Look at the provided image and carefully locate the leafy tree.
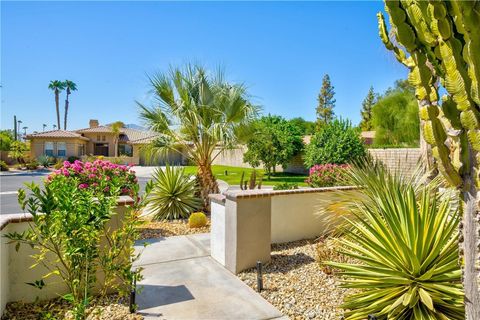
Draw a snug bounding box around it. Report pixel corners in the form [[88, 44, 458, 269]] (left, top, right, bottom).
[[371, 89, 419, 146], [8, 141, 28, 164], [316, 74, 336, 128], [0, 130, 14, 151], [304, 119, 365, 168], [139, 64, 259, 209], [243, 115, 304, 178], [63, 80, 77, 130], [48, 80, 65, 130], [359, 86, 377, 131], [289, 117, 315, 135]]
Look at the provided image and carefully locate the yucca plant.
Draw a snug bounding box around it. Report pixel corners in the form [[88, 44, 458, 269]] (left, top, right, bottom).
[[147, 165, 202, 220], [330, 165, 463, 319]]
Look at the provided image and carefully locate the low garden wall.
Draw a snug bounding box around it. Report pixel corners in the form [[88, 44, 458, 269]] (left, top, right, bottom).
[[209, 186, 359, 274], [0, 196, 134, 315]]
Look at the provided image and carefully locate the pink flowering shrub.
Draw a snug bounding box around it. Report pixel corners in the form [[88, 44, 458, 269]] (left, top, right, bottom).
[[46, 159, 138, 197], [305, 163, 350, 188]]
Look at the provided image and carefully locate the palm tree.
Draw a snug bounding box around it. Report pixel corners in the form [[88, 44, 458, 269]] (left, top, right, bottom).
[[139, 64, 259, 209], [22, 126, 28, 137], [42, 124, 47, 132], [63, 80, 77, 130], [111, 121, 124, 157], [53, 124, 57, 130], [48, 80, 65, 130]]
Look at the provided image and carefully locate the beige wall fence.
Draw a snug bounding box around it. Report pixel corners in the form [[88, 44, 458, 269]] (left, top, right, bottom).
[[209, 186, 359, 274]]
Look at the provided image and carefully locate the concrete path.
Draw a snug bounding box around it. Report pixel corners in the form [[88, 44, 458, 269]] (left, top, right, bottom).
[[134, 234, 285, 320]]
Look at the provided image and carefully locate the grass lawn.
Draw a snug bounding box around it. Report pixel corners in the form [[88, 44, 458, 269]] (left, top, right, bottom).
[[183, 165, 308, 187]]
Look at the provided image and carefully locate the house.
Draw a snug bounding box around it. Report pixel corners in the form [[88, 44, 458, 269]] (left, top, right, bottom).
[[26, 119, 186, 165]]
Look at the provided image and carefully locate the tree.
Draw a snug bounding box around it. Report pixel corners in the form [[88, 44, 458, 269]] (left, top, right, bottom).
[[139, 64, 259, 209], [316, 74, 336, 128], [359, 86, 377, 131], [289, 117, 315, 135], [0, 130, 14, 151], [304, 119, 366, 168], [111, 121, 124, 157], [378, 2, 480, 317], [243, 115, 304, 178], [63, 80, 77, 130], [371, 88, 419, 146], [48, 80, 65, 130], [8, 141, 28, 164]]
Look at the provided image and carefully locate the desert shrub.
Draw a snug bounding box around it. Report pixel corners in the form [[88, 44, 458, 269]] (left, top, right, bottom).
[[316, 238, 348, 275], [37, 155, 54, 168], [329, 165, 463, 319], [188, 212, 208, 228], [25, 160, 39, 170], [67, 156, 80, 163], [148, 165, 202, 220], [305, 164, 349, 188], [0, 160, 9, 171], [5, 164, 148, 319], [8, 141, 28, 164], [272, 182, 298, 190], [48, 159, 138, 197], [304, 119, 365, 168]]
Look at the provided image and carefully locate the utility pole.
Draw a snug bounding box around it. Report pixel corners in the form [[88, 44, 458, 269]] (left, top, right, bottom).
[[14, 115, 17, 141], [17, 120, 22, 139]]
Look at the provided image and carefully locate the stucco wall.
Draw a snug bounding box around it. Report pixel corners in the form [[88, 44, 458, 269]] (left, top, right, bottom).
[[0, 199, 133, 315], [30, 138, 87, 159], [212, 147, 251, 168], [82, 132, 116, 157], [367, 148, 421, 177]]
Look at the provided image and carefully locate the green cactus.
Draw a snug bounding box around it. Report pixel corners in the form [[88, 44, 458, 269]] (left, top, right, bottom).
[[240, 170, 262, 190], [378, 1, 480, 318]]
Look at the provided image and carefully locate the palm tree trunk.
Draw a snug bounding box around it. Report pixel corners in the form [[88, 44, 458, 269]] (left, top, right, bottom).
[[55, 89, 61, 130], [64, 92, 70, 130], [197, 162, 219, 211]]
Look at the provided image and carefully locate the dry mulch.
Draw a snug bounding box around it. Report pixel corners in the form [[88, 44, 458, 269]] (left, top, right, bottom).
[[137, 218, 210, 239], [1, 294, 142, 320], [237, 238, 355, 320]]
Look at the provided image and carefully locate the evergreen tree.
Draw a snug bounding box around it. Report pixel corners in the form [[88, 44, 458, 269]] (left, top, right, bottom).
[[316, 74, 336, 128], [359, 86, 377, 131]]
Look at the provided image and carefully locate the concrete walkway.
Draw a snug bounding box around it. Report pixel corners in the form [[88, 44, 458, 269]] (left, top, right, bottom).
[[133, 234, 285, 320]]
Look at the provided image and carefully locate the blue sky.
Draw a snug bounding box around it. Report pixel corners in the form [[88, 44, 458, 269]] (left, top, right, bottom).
[[1, 1, 408, 133]]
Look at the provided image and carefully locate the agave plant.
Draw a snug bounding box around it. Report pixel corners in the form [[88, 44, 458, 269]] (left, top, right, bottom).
[[147, 165, 202, 220], [330, 165, 463, 319]]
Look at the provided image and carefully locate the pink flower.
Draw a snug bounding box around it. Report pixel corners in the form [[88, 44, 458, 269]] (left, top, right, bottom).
[[62, 169, 70, 176], [78, 183, 89, 189], [103, 186, 110, 193], [92, 182, 99, 187], [88, 174, 96, 179], [63, 161, 71, 168], [105, 176, 111, 181]]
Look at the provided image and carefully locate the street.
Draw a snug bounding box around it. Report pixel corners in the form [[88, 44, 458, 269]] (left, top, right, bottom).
[[0, 169, 153, 215]]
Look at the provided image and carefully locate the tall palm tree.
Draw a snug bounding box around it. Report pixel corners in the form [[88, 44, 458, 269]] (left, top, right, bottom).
[[139, 64, 259, 209], [63, 80, 77, 130], [42, 124, 47, 132], [48, 80, 65, 130], [111, 121, 124, 157]]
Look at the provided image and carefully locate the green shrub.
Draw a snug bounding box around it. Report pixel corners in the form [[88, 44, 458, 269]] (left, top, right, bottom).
[[188, 212, 208, 228], [272, 182, 298, 190], [148, 165, 202, 220], [6, 164, 147, 319], [304, 119, 365, 168], [37, 155, 54, 168], [0, 160, 9, 171], [8, 141, 28, 164], [329, 165, 463, 319], [53, 159, 64, 169], [25, 160, 39, 170], [305, 164, 350, 188]]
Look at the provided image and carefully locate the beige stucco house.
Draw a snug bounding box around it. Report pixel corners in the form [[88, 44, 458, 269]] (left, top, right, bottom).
[[27, 119, 186, 165]]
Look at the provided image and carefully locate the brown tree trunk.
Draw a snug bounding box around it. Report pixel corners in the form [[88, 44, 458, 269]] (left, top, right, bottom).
[[64, 93, 70, 130], [461, 172, 480, 319], [55, 90, 61, 130], [197, 163, 219, 212]]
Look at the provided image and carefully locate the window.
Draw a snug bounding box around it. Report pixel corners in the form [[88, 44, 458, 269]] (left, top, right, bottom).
[[97, 135, 101, 141], [45, 142, 54, 156], [78, 145, 85, 156], [57, 142, 66, 157], [118, 144, 133, 157], [102, 135, 106, 141]]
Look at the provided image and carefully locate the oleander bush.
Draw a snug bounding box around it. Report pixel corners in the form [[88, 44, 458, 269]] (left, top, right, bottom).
[[329, 165, 463, 319], [148, 165, 202, 220], [305, 164, 350, 188], [5, 160, 150, 319], [188, 212, 208, 228]]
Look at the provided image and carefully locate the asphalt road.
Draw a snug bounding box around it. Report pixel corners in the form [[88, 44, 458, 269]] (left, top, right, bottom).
[[0, 172, 152, 215]]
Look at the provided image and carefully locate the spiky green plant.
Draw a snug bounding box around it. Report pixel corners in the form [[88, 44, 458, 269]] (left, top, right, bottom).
[[147, 165, 202, 220], [330, 165, 463, 319]]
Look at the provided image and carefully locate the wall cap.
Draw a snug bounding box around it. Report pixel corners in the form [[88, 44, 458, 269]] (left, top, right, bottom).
[[0, 196, 134, 231], [223, 186, 358, 201]]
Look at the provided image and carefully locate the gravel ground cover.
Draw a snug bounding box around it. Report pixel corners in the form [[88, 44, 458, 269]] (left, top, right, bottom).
[[137, 218, 210, 239], [238, 238, 354, 320], [1, 294, 142, 320]]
